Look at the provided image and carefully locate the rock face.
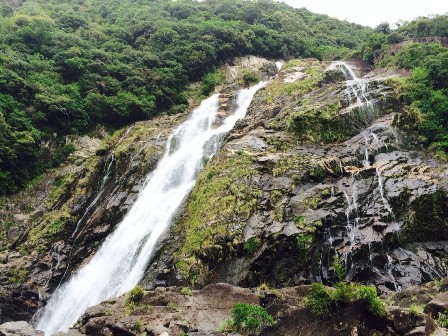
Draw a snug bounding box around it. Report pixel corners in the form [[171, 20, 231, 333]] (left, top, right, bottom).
[[1, 56, 448, 333], [0, 57, 278, 324], [0, 115, 182, 321], [161, 58, 448, 294]]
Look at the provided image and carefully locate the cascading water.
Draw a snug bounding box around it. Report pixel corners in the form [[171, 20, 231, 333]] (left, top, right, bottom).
[[36, 82, 267, 335]]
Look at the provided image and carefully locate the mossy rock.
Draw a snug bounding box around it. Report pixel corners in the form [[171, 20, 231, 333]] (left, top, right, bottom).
[[401, 191, 448, 242]]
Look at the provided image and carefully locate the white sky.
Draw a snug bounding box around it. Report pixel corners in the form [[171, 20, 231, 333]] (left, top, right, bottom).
[[277, 0, 448, 27]]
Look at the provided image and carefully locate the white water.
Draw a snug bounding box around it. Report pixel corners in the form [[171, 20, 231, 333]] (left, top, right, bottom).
[[37, 82, 267, 335]]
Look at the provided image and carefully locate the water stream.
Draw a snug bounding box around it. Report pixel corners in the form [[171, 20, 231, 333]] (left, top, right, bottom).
[[36, 82, 267, 335]]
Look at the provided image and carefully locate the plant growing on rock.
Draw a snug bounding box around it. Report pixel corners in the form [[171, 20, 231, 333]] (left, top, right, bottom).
[[306, 283, 332, 316], [125, 285, 144, 306], [231, 303, 275, 335], [244, 237, 261, 255], [306, 282, 386, 317], [181, 287, 192, 296], [438, 312, 448, 328], [358, 285, 387, 317]]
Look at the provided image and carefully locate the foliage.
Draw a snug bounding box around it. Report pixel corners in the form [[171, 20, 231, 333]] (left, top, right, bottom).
[[8, 266, 29, 283], [242, 70, 260, 86], [231, 303, 276, 334], [125, 285, 144, 306], [306, 282, 386, 317], [181, 287, 192, 296], [132, 320, 142, 333], [332, 257, 345, 282], [358, 285, 387, 317], [0, 0, 371, 194], [438, 312, 448, 328], [361, 14, 448, 155], [409, 303, 425, 318], [201, 70, 226, 95], [306, 283, 332, 316], [244, 237, 261, 255]]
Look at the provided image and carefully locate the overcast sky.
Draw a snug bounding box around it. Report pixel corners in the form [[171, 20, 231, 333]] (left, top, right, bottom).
[[277, 0, 448, 27]]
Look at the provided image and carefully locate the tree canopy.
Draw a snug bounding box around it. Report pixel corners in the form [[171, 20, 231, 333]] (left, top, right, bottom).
[[0, 0, 373, 194]]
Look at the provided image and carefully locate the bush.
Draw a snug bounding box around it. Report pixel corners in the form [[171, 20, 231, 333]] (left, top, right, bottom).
[[306, 283, 332, 316], [307, 282, 386, 317], [244, 237, 261, 255], [333, 281, 359, 303], [231, 303, 275, 334], [181, 287, 192, 296], [125, 285, 145, 305], [438, 312, 448, 328], [242, 70, 260, 86]]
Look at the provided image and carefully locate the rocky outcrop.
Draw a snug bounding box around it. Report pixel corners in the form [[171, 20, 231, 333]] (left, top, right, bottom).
[[0, 57, 278, 324], [159, 58, 448, 295], [26, 279, 445, 336], [0, 321, 43, 336]]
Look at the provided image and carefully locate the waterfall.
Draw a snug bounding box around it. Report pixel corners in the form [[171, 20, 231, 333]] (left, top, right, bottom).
[[36, 82, 267, 335]]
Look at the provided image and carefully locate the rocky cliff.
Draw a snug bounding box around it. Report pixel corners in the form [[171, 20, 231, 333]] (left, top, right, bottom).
[[0, 56, 448, 335]]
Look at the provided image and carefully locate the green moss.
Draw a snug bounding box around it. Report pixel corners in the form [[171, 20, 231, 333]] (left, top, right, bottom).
[[8, 266, 29, 284], [177, 153, 261, 262], [401, 191, 448, 242]]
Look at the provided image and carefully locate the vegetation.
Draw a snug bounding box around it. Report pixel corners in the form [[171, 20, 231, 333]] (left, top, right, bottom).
[[244, 237, 261, 255], [0, 0, 372, 194], [181, 287, 192, 296], [231, 303, 276, 335], [306, 282, 386, 317], [125, 285, 145, 306], [362, 15, 448, 156], [438, 312, 448, 328]]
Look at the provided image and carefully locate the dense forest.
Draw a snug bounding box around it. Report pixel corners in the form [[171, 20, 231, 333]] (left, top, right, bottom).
[[0, 0, 447, 195], [0, 0, 372, 194]]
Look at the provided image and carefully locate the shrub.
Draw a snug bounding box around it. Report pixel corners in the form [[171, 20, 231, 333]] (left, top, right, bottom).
[[306, 283, 332, 316], [125, 285, 144, 306], [333, 282, 359, 303], [358, 285, 386, 317], [181, 287, 192, 296], [244, 237, 261, 255], [242, 70, 260, 86], [132, 320, 142, 333], [438, 312, 448, 328], [332, 257, 345, 282], [409, 303, 424, 318], [231, 303, 275, 334], [307, 282, 386, 317]]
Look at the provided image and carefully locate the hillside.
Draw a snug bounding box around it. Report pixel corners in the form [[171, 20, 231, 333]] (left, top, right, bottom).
[[0, 1, 448, 336], [0, 0, 372, 194]]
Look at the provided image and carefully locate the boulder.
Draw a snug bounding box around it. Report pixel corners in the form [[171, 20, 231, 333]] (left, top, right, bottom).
[[0, 321, 44, 336], [424, 292, 448, 317]]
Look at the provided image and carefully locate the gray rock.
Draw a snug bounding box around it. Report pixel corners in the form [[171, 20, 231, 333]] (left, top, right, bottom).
[[0, 321, 44, 336]]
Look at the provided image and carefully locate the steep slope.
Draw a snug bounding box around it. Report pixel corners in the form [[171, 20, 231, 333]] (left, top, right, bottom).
[[0, 57, 277, 325], [160, 58, 448, 294]]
